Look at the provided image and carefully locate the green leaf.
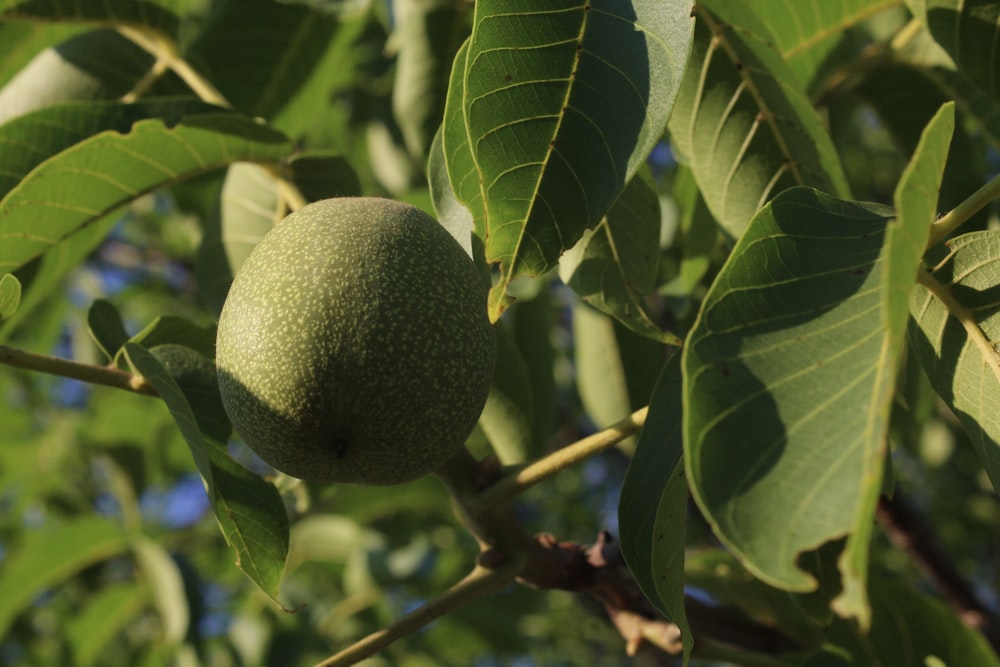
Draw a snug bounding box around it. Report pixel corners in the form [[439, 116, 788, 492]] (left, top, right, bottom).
[[183, 0, 339, 121], [827, 575, 1000, 666], [909, 230, 1000, 489], [132, 536, 190, 645], [287, 152, 361, 203], [149, 343, 231, 447], [618, 354, 691, 662], [87, 298, 130, 361], [833, 102, 954, 625], [1, 0, 186, 36], [123, 343, 289, 605], [0, 106, 293, 275], [661, 165, 718, 298], [443, 0, 695, 320], [478, 322, 534, 465], [0, 273, 20, 320], [391, 0, 469, 163], [905, 0, 1000, 100], [124, 316, 216, 361], [668, 0, 850, 238], [574, 303, 662, 453], [428, 125, 475, 256], [0, 21, 84, 90], [218, 162, 282, 278], [559, 171, 682, 345], [683, 189, 897, 598], [66, 584, 147, 667], [749, 0, 899, 89], [0, 516, 130, 638], [0, 29, 153, 125]]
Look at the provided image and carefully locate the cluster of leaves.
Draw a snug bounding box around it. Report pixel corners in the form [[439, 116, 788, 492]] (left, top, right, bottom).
[[2, 0, 1000, 666]]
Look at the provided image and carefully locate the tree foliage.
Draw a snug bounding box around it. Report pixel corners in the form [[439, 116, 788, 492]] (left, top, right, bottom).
[[2, 1, 1000, 666]]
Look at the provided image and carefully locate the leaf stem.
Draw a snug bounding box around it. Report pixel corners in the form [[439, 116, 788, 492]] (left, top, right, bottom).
[[0, 345, 157, 397], [478, 406, 649, 506], [916, 269, 1000, 385], [311, 557, 523, 667], [117, 26, 231, 108], [928, 172, 1000, 247]]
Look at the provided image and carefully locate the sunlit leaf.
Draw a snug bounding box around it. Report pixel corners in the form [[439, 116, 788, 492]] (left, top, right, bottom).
[[0, 29, 153, 125], [443, 0, 695, 319], [0, 21, 84, 90], [0, 106, 293, 275], [618, 354, 690, 662], [668, 0, 850, 238], [132, 537, 189, 645], [123, 343, 290, 605], [0, 272, 20, 320], [0, 517, 130, 638]]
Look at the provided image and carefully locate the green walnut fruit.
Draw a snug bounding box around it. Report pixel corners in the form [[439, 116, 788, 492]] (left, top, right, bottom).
[[215, 197, 495, 485]]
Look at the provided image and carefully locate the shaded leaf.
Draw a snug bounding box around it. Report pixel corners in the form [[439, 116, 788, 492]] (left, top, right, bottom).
[[683, 189, 897, 597], [443, 0, 695, 319], [1, 0, 186, 36], [87, 298, 130, 361], [0, 517, 129, 638], [0, 107, 293, 274], [287, 152, 361, 203], [0, 21, 84, 89], [123, 343, 289, 605], [149, 343, 231, 447], [909, 230, 1000, 489], [668, 0, 849, 238], [618, 353, 690, 662], [560, 171, 681, 345], [906, 0, 1000, 100]]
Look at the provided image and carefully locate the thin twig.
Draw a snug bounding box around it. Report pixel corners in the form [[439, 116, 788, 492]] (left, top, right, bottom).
[[928, 172, 1000, 247], [312, 557, 524, 667], [0, 345, 157, 397], [477, 407, 649, 506]]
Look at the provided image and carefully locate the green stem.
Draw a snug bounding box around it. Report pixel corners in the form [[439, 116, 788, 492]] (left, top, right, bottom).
[[311, 558, 523, 667], [928, 172, 1000, 248], [478, 406, 648, 506], [889, 16, 923, 53], [117, 26, 231, 108], [0, 345, 157, 397]]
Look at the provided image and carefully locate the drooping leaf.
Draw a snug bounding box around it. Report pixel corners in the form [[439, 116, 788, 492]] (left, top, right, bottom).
[[0, 29, 154, 125], [560, 171, 682, 345], [618, 353, 690, 662], [0, 273, 20, 321], [681, 189, 915, 610], [123, 343, 289, 605], [0, 107, 293, 275], [149, 343, 231, 447], [833, 102, 954, 625], [908, 230, 1000, 489], [0, 516, 130, 638], [131, 537, 190, 646], [443, 0, 695, 320], [905, 0, 1000, 101], [668, 0, 850, 238]]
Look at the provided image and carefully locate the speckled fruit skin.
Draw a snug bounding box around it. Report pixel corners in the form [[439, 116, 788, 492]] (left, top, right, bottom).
[[215, 197, 496, 485]]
